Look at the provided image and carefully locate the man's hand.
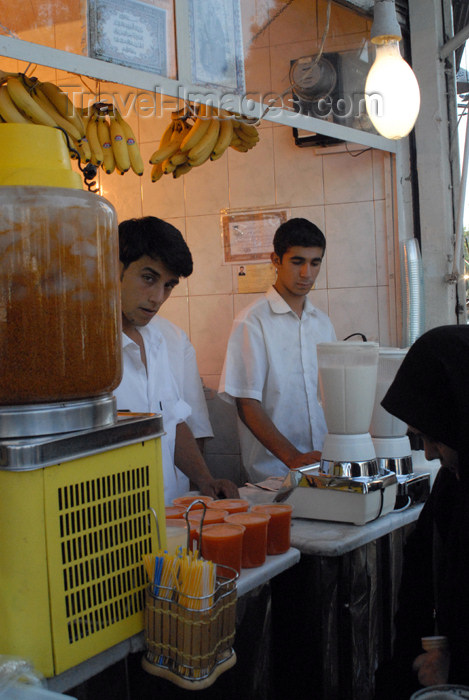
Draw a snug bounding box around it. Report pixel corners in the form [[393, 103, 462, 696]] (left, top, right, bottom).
[[287, 450, 322, 470], [412, 649, 450, 687], [175, 422, 239, 499], [236, 398, 321, 470], [198, 477, 240, 499]]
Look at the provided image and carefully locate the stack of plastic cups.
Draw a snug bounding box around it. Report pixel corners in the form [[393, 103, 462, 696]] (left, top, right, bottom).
[[400, 238, 425, 346]]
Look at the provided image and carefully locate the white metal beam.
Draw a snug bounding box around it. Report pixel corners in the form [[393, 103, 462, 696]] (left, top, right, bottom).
[[407, 0, 461, 327], [0, 32, 397, 153], [440, 22, 469, 59]]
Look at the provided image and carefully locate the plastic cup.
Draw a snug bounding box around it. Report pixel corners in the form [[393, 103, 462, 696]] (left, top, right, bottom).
[[207, 498, 250, 514], [421, 636, 449, 652], [410, 686, 469, 699], [200, 523, 246, 574], [252, 503, 293, 555], [187, 508, 229, 551], [164, 519, 189, 555], [225, 512, 271, 568], [165, 505, 186, 520], [172, 495, 214, 509]]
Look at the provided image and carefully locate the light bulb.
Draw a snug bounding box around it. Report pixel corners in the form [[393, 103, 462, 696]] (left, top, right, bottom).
[[365, 39, 421, 140]]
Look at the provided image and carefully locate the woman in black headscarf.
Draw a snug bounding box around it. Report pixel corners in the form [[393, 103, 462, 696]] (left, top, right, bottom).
[[374, 324, 469, 698]]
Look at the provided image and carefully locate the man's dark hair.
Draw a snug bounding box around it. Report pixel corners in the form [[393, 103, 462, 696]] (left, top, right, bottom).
[[118, 216, 193, 277], [273, 218, 326, 260]]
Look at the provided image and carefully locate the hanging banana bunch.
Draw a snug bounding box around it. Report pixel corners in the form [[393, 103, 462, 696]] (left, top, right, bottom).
[[81, 102, 145, 177], [149, 103, 260, 182], [0, 70, 145, 178], [0, 73, 88, 148]]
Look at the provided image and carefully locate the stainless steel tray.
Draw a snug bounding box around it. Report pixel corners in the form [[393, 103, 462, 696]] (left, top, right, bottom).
[[0, 412, 164, 471]]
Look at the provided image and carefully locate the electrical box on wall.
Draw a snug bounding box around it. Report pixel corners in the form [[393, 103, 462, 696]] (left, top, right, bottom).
[[289, 48, 376, 148]]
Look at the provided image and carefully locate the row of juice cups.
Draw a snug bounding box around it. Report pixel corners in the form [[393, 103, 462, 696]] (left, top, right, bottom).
[[165, 496, 294, 574]]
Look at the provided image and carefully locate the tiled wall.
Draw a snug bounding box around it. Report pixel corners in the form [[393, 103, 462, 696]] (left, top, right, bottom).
[[1, 0, 398, 484], [112, 121, 396, 392]]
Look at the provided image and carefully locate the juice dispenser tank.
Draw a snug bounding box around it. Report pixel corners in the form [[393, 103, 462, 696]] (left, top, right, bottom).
[[0, 124, 122, 435]]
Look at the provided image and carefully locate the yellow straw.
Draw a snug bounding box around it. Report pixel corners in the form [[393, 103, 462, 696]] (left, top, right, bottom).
[[141, 551, 216, 608]]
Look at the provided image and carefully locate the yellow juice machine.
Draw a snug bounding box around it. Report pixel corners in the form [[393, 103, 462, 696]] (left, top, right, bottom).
[[0, 414, 165, 678], [0, 123, 166, 678]]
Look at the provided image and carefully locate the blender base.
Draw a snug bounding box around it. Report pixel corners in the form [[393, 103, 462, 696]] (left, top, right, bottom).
[[275, 465, 398, 526]]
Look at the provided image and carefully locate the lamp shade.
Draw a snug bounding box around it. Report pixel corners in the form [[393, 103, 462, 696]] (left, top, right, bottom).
[[365, 39, 421, 140]]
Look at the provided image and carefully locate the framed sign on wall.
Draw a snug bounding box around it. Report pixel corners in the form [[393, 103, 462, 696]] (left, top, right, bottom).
[[88, 0, 176, 77], [188, 0, 245, 93], [221, 207, 289, 264]]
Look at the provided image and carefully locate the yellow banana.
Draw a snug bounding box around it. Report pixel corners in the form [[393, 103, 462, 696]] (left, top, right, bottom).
[[171, 106, 188, 121], [173, 162, 192, 178], [151, 163, 164, 182], [149, 121, 177, 164], [118, 117, 144, 176], [238, 121, 259, 139], [79, 108, 91, 133], [37, 81, 86, 138], [6, 76, 57, 127], [86, 116, 104, 166], [210, 151, 224, 161], [97, 116, 115, 174], [212, 111, 234, 156], [235, 127, 259, 148], [0, 83, 30, 123], [71, 136, 91, 163], [152, 121, 190, 164], [169, 150, 188, 167], [230, 143, 250, 153], [188, 116, 220, 166], [162, 157, 176, 174], [230, 135, 244, 148], [109, 114, 130, 173], [31, 86, 83, 142], [179, 104, 212, 152]]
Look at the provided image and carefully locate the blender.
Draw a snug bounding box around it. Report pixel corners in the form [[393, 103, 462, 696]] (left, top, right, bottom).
[[370, 347, 430, 505], [318, 341, 380, 476], [276, 341, 397, 525]]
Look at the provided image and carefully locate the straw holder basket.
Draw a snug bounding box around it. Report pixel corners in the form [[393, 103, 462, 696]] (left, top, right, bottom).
[[142, 565, 238, 689]]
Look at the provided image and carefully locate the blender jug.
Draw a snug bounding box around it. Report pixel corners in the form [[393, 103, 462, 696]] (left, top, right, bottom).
[[317, 341, 379, 475]]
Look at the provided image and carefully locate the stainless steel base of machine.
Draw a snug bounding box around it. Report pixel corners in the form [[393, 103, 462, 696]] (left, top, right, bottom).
[[320, 457, 379, 478], [0, 411, 164, 470], [275, 464, 398, 525], [376, 454, 413, 476], [0, 394, 117, 438], [395, 472, 431, 507]]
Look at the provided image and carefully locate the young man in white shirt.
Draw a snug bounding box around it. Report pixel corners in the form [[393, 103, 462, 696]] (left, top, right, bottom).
[[114, 216, 238, 504], [152, 315, 214, 454], [219, 218, 336, 483]]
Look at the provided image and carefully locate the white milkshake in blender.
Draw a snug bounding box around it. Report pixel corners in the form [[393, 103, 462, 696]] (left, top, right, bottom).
[[370, 347, 430, 504], [317, 341, 380, 476], [276, 339, 398, 524], [370, 348, 412, 474]]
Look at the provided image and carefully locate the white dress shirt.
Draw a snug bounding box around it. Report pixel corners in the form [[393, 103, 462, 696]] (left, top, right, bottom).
[[218, 286, 336, 482], [113, 323, 191, 504], [152, 316, 214, 440]]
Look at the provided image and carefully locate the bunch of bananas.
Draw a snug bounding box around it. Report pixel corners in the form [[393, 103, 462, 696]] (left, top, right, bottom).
[[0, 71, 87, 146], [0, 72, 144, 178], [149, 104, 260, 182], [81, 103, 144, 176]]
